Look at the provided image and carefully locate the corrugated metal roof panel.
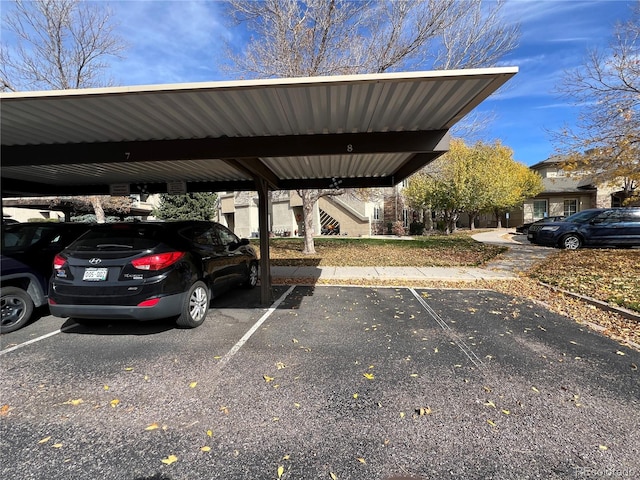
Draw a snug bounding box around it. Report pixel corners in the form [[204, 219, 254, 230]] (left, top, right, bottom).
[[0, 68, 517, 195]]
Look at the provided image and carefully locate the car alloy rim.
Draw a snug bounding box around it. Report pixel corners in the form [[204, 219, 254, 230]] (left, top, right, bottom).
[[189, 286, 208, 321], [249, 264, 258, 286], [1, 296, 25, 326], [565, 237, 580, 249]]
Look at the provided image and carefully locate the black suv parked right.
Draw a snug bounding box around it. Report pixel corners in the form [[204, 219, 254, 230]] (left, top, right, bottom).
[[530, 208, 640, 249]]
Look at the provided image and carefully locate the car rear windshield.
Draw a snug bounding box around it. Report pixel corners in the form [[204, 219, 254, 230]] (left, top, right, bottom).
[[70, 224, 167, 251], [2, 224, 61, 251]]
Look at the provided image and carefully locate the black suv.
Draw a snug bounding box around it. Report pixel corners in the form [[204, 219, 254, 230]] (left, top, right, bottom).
[[49, 221, 258, 328], [531, 208, 640, 249], [1, 222, 93, 333]]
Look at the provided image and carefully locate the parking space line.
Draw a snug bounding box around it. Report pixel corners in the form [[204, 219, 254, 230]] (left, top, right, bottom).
[[409, 288, 484, 368], [0, 324, 76, 356], [216, 285, 296, 369]]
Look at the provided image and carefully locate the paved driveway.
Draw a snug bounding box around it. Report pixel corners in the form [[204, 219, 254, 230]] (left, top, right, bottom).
[[1, 285, 638, 480]]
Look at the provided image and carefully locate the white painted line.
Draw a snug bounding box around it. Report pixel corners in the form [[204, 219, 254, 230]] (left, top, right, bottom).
[[216, 286, 296, 369], [409, 288, 484, 368], [0, 324, 76, 355]]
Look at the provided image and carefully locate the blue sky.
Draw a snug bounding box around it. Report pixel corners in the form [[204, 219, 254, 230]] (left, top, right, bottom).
[[3, 0, 636, 166]]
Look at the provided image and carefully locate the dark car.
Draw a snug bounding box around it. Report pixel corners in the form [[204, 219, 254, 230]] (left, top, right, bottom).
[[524, 216, 566, 241], [516, 216, 565, 235], [49, 221, 258, 328], [1, 222, 93, 333], [530, 208, 640, 249]]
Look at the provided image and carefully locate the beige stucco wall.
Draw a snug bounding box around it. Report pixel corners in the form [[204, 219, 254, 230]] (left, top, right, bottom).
[[318, 197, 370, 237]]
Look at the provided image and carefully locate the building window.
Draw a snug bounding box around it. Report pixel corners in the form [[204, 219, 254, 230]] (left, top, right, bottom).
[[373, 206, 381, 221], [533, 200, 547, 220], [402, 208, 410, 227], [564, 199, 577, 217]]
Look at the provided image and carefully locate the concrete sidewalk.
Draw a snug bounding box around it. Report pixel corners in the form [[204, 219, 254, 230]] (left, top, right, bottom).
[[270, 229, 553, 282]]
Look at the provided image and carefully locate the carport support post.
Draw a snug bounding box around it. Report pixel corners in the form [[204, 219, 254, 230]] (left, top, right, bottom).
[[256, 177, 272, 305]]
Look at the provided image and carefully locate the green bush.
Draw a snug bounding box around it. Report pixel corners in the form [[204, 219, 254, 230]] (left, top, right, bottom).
[[409, 221, 425, 235]]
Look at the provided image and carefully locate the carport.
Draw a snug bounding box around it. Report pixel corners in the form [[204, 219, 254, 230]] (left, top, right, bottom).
[[1, 68, 517, 303]]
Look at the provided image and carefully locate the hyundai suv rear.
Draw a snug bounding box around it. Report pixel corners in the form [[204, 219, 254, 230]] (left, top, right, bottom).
[[531, 208, 640, 249], [49, 221, 258, 328]]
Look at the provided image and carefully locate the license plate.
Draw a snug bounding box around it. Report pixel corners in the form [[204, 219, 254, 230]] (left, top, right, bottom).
[[83, 267, 108, 281]]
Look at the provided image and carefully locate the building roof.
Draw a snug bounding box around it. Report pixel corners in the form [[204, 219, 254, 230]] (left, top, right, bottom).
[[1, 68, 517, 197]]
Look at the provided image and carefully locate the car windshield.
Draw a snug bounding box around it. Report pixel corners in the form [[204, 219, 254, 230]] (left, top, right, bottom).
[[71, 224, 164, 251], [563, 210, 601, 223]]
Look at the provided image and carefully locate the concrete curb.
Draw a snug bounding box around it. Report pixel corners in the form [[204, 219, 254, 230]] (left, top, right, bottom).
[[539, 281, 640, 322]]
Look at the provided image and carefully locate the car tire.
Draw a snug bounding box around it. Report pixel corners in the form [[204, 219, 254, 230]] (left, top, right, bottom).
[[176, 280, 210, 328], [561, 234, 582, 250], [1, 286, 34, 333], [243, 262, 259, 289]]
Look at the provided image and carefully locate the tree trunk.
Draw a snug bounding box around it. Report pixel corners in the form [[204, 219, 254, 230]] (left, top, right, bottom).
[[300, 191, 316, 255], [494, 210, 502, 228], [468, 212, 477, 230], [90, 196, 106, 223]]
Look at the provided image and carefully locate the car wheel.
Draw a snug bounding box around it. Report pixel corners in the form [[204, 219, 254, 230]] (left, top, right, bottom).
[[1, 286, 34, 333], [561, 234, 582, 250], [176, 280, 210, 328], [243, 262, 259, 289]]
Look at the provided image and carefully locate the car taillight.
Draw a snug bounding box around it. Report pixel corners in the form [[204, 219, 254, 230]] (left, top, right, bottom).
[[53, 254, 66, 270], [131, 252, 185, 271], [137, 298, 160, 307]]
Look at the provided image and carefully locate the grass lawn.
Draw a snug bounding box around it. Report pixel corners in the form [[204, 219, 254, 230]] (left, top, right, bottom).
[[254, 235, 507, 267], [528, 249, 640, 313]]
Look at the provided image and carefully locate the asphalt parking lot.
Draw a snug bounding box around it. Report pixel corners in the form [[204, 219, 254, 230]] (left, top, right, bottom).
[[1, 285, 639, 480]]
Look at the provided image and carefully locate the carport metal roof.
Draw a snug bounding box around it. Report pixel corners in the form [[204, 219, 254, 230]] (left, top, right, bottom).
[[0, 67, 517, 197]]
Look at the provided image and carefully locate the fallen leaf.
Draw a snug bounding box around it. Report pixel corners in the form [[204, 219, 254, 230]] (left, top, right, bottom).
[[103, 385, 109, 391], [400, 412, 405, 418], [330, 473, 338, 480], [161, 454, 178, 465], [0, 404, 9, 416], [363, 373, 374, 380], [145, 423, 159, 431], [531, 386, 540, 393], [207, 430, 213, 437], [632, 363, 638, 371], [483, 386, 492, 393], [110, 399, 120, 408], [263, 375, 275, 383], [201, 446, 211, 452], [416, 407, 432, 416], [276, 362, 286, 370], [292, 338, 299, 344], [353, 393, 359, 399], [282, 454, 290, 460], [63, 399, 84, 406], [501, 409, 510, 415], [294, 403, 300, 408], [124, 367, 134, 371], [599, 445, 608, 451], [38, 436, 52, 444], [487, 419, 496, 427], [409, 373, 418, 377], [616, 351, 625, 356], [219, 406, 229, 414], [52, 443, 63, 448], [357, 457, 366, 464], [483, 401, 496, 408], [189, 382, 198, 388], [433, 347, 439, 353]]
